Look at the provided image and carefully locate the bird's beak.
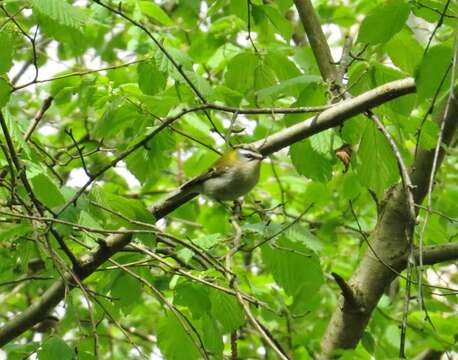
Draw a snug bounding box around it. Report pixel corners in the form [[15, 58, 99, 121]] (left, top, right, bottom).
[[254, 152, 264, 160]]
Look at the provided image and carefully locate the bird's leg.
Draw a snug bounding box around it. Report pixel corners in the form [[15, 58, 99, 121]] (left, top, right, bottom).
[[232, 199, 243, 221]]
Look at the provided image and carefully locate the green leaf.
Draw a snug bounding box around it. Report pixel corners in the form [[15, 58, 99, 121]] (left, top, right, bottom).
[[78, 211, 102, 245], [416, 44, 453, 101], [0, 77, 11, 108], [157, 313, 201, 360], [0, 27, 14, 74], [284, 83, 327, 126], [303, 182, 331, 205], [94, 101, 147, 139], [290, 140, 333, 182], [224, 52, 259, 93], [341, 172, 363, 200], [184, 70, 213, 98], [230, 0, 248, 22], [111, 272, 142, 311], [137, 62, 167, 95], [419, 120, 440, 150], [286, 224, 323, 253], [125, 128, 175, 185], [154, 47, 193, 79], [310, 129, 332, 154], [30, 173, 66, 208], [264, 52, 301, 81], [372, 64, 416, 117], [0, 221, 33, 242], [385, 29, 423, 74], [139, 1, 173, 25], [358, 0, 410, 45], [32, 0, 86, 28], [261, 5, 293, 41], [38, 337, 74, 360], [341, 115, 365, 144], [261, 236, 323, 299], [91, 186, 155, 225], [174, 282, 211, 319], [210, 290, 245, 333], [255, 75, 320, 100], [200, 314, 224, 356], [254, 63, 277, 92], [356, 122, 399, 196], [362, 331, 376, 354], [411, 0, 456, 26], [194, 233, 222, 250]]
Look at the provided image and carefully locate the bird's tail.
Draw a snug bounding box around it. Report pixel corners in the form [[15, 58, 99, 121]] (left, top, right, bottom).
[[151, 188, 198, 220]]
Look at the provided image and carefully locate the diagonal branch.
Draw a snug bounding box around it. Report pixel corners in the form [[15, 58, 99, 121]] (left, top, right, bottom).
[[293, 0, 340, 88], [0, 77, 416, 346], [154, 78, 415, 218]]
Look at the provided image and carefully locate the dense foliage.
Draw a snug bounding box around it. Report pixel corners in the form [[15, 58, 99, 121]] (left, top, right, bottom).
[[0, 0, 457, 359]]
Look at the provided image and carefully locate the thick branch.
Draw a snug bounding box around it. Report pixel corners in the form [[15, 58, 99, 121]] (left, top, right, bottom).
[[419, 242, 458, 265], [320, 87, 458, 357], [254, 78, 415, 155], [153, 78, 415, 218], [293, 0, 339, 86], [0, 78, 416, 346]]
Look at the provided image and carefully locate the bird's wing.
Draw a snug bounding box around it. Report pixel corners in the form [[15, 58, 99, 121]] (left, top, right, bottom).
[[180, 151, 235, 192], [181, 165, 228, 192]]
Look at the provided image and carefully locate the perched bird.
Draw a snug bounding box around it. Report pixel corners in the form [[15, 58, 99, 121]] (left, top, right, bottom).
[[158, 146, 264, 215]]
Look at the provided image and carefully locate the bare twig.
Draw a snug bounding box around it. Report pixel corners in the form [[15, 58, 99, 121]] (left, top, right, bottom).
[[331, 272, 364, 312], [247, 203, 314, 251], [424, 0, 452, 54], [225, 203, 289, 360], [13, 58, 148, 92], [91, 0, 225, 140], [109, 258, 210, 359], [24, 96, 53, 142]]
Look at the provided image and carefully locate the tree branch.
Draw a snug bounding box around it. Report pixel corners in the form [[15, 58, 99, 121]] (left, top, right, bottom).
[[0, 77, 416, 346], [293, 0, 340, 87], [419, 242, 458, 265], [320, 85, 458, 358], [254, 78, 415, 155], [0, 232, 132, 347], [153, 78, 415, 218]]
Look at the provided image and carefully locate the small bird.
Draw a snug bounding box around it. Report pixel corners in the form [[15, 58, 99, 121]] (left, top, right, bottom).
[[164, 146, 264, 207]]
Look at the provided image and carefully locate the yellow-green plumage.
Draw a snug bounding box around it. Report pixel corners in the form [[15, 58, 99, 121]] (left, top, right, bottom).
[[180, 148, 263, 201]]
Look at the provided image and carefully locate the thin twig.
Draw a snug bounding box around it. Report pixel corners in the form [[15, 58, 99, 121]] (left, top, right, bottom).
[[247, 203, 314, 251], [109, 258, 210, 359], [424, 0, 452, 55], [411, 5, 458, 356], [225, 203, 289, 360], [91, 0, 225, 140], [246, 0, 258, 53], [24, 97, 53, 141]]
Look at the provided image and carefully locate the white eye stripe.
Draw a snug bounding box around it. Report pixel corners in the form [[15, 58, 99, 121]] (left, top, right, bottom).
[[238, 149, 262, 159]]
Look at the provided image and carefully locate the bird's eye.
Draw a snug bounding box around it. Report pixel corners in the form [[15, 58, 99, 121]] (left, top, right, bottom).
[[239, 149, 260, 160]]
